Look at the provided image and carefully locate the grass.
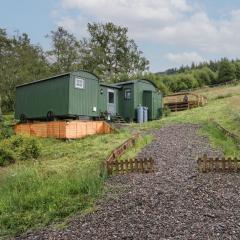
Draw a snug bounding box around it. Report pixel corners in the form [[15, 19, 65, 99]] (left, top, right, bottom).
[[118, 135, 154, 161], [0, 131, 131, 238], [1, 83, 240, 238], [134, 94, 240, 158], [194, 82, 240, 100]]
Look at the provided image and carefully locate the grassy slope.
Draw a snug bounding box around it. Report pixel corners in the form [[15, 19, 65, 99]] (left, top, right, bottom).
[[1, 83, 240, 238], [137, 83, 240, 157]]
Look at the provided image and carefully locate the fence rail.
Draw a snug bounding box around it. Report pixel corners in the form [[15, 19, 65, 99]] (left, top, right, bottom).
[[105, 134, 155, 175], [164, 101, 198, 112], [107, 157, 154, 175], [197, 154, 240, 172], [211, 120, 240, 146]]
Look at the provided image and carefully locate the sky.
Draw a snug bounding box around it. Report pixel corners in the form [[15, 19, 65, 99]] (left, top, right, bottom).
[[1, 0, 240, 72]]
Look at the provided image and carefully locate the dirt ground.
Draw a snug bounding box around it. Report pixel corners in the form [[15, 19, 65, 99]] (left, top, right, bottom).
[[16, 124, 240, 240]]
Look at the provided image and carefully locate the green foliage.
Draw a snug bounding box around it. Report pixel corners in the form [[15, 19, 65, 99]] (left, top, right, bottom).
[[81, 22, 149, 82], [0, 135, 41, 166], [0, 123, 14, 140], [0, 29, 51, 112], [4, 135, 41, 160], [163, 106, 171, 117], [46, 27, 82, 74], [0, 146, 15, 166], [218, 58, 236, 83], [234, 61, 240, 80]]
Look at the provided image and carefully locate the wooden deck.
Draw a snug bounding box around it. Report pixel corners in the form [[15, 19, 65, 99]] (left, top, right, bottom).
[[164, 92, 207, 112], [15, 120, 113, 139]]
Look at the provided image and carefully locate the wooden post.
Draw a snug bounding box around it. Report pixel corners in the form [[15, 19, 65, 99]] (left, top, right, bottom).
[[203, 154, 207, 172], [215, 157, 219, 171], [222, 157, 226, 171]]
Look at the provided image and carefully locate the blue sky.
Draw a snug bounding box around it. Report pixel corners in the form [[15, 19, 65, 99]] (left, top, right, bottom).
[[1, 0, 240, 72]]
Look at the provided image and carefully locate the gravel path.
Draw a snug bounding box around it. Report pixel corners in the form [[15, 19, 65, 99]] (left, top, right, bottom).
[[16, 124, 240, 240]]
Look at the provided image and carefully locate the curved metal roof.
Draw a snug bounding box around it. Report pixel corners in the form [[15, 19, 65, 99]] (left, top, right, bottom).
[[112, 79, 159, 90], [16, 70, 100, 88]]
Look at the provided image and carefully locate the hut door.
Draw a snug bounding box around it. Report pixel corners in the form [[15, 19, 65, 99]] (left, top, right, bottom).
[[107, 89, 116, 115]]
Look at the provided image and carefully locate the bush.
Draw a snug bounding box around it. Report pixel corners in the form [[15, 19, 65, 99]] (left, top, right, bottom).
[[0, 146, 15, 166], [0, 123, 14, 140], [18, 138, 41, 160], [0, 135, 41, 164], [163, 106, 171, 117]]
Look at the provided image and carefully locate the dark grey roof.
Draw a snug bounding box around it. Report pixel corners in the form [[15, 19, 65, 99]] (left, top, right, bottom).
[[112, 79, 158, 89], [100, 83, 122, 89]]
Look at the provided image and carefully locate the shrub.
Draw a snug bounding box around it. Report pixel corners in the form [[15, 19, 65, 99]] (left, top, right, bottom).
[[0, 135, 41, 163], [0, 146, 15, 166], [0, 123, 14, 140], [18, 138, 41, 160], [163, 106, 171, 117]]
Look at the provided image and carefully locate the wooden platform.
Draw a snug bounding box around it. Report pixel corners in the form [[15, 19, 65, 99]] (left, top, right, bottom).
[[15, 120, 113, 139], [164, 92, 208, 112]]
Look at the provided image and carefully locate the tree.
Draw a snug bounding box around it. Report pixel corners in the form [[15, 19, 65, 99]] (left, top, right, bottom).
[[47, 27, 82, 74], [234, 61, 240, 80], [218, 58, 236, 83], [0, 29, 50, 111], [0, 94, 2, 121], [81, 22, 149, 81]]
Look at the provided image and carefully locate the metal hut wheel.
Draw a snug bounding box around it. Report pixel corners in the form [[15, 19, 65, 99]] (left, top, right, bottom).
[[20, 114, 27, 123], [46, 111, 55, 121]]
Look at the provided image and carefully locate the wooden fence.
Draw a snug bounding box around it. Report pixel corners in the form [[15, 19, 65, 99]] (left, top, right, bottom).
[[165, 101, 198, 112], [107, 157, 154, 175], [105, 134, 155, 175], [15, 120, 113, 139], [164, 92, 207, 112], [211, 120, 240, 147], [197, 154, 240, 172]]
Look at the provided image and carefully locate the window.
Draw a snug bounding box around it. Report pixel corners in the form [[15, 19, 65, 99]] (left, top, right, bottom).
[[75, 77, 85, 89], [124, 88, 131, 100], [108, 92, 114, 103]]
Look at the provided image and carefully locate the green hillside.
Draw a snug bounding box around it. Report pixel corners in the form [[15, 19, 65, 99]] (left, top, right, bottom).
[[1, 83, 240, 238]]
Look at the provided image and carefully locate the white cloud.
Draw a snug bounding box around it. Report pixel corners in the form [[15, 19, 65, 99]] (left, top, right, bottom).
[[166, 52, 205, 66], [54, 0, 240, 69]]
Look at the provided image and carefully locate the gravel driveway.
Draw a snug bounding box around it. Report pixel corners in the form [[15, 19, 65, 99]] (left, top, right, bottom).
[[16, 124, 240, 240]]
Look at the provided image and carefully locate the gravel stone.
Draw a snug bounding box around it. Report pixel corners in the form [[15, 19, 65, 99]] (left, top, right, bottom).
[[15, 124, 240, 240]]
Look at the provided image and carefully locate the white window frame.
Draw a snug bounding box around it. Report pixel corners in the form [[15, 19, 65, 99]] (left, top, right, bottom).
[[75, 77, 85, 89], [124, 88, 131, 100]]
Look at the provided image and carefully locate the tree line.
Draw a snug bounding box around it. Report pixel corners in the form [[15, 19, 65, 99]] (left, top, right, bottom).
[[144, 58, 240, 95]]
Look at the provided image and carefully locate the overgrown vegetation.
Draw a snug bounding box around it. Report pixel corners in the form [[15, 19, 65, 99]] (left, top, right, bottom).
[[0, 131, 131, 237], [0, 135, 41, 166]]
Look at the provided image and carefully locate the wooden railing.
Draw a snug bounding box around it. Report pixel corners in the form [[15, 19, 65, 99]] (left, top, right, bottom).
[[164, 92, 207, 112], [105, 134, 155, 175], [197, 154, 240, 172], [164, 101, 198, 112]]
